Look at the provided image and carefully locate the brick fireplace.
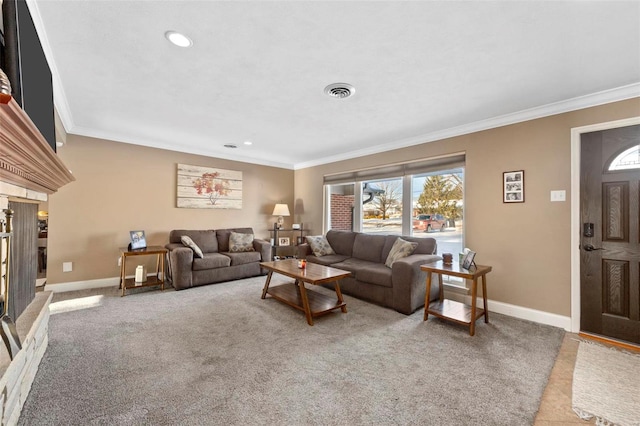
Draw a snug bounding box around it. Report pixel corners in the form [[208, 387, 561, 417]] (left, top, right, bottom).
[[0, 69, 74, 423]]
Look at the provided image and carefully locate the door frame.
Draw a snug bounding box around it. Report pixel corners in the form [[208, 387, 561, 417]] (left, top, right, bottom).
[[570, 116, 640, 333]]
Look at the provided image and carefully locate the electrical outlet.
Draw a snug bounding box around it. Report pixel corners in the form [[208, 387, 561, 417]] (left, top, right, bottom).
[[117, 257, 122, 266], [550, 190, 566, 202], [62, 262, 73, 272]]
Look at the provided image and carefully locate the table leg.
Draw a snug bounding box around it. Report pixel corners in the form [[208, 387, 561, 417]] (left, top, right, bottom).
[[297, 281, 314, 326], [423, 271, 432, 321], [482, 274, 489, 323], [470, 277, 478, 336], [121, 255, 126, 297], [119, 254, 124, 289], [160, 253, 165, 291], [261, 271, 273, 299], [334, 280, 347, 313]]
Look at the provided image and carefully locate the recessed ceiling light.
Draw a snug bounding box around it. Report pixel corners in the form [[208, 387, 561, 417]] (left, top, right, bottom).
[[224, 144, 238, 149], [324, 83, 355, 99], [243, 141, 253, 146], [165, 31, 193, 48]]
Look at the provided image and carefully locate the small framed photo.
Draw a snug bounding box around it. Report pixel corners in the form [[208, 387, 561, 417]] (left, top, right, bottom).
[[278, 237, 290, 246], [129, 230, 147, 250], [503, 170, 524, 203], [461, 250, 476, 269]]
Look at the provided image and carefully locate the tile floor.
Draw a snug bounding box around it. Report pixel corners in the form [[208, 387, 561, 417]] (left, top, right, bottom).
[[534, 333, 594, 425]]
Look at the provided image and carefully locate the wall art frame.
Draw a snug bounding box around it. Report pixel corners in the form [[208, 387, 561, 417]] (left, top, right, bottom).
[[177, 164, 242, 209], [503, 170, 524, 203], [278, 237, 290, 246]]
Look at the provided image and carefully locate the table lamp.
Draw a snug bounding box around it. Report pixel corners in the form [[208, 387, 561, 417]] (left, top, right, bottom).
[[272, 204, 290, 229]]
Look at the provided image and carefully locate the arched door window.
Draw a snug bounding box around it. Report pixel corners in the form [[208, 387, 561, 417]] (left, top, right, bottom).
[[608, 145, 640, 171]]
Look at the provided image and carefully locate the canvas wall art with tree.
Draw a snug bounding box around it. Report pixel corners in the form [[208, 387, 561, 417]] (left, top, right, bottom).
[[177, 164, 242, 209]]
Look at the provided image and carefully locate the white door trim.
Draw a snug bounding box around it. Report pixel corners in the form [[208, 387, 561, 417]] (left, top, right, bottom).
[[570, 116, 640, 333]]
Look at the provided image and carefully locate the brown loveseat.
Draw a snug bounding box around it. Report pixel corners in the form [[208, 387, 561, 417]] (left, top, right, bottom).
[[298, 230, 441, 314], [165, 228, 271, 290]]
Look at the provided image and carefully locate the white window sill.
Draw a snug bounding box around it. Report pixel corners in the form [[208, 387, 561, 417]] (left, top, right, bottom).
[[443, 281, 469, 295]]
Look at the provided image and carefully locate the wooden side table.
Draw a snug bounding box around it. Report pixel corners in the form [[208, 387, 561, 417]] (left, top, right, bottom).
[[420, 261, 492, 336], [119, 246, 167, 297]]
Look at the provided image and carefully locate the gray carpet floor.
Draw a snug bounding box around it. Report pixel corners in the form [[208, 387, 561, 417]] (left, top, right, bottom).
[[19, 276, 564, 425]]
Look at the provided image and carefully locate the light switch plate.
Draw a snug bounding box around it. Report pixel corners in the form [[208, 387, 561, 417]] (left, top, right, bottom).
[[550, 190, 566, 202]]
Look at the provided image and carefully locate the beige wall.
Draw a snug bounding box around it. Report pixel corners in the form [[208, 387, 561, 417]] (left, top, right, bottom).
[[47, 136, 294, 285], [47, 99, 640, 318], [294, 98, 640, 317]]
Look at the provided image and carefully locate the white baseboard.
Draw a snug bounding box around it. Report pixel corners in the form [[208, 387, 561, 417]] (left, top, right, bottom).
[[45, 277, 119, 293], [45, 273, 165, 293], [48, 277, 571, 330], [447, 293, 572, 331]]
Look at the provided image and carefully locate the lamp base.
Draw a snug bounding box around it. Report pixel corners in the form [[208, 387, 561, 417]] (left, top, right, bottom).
[[277, 216, 284, 229]]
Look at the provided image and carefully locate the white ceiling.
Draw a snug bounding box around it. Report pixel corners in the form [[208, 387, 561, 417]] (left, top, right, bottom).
[[29, 1, 640, 170]]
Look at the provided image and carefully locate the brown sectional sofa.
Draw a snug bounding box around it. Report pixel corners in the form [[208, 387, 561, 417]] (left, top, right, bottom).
[[297, 230, 441, 315], [165, 228, 271, 290]]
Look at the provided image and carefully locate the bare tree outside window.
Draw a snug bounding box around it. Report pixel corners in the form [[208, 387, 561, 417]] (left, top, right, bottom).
[[371, 180, 403, 220]]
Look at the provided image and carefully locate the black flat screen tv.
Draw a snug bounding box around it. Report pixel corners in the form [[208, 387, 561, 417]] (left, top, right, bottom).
[[1, 0, 56, 152]]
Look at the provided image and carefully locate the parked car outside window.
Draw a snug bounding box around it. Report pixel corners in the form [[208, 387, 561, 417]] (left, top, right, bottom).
[[412, 214, 446, 232]]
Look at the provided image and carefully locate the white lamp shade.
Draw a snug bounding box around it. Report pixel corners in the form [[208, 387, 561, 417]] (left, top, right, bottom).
[[272, 204, 290, 216]]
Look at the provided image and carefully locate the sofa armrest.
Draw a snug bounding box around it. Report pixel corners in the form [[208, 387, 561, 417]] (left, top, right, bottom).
[[165, 245, 194, 290], [391, 254, 442, 315], [297, 243, 312, 259], [253, 238, 272, 262]]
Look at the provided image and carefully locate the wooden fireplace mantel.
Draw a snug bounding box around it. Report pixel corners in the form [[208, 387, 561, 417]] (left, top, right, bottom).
[[0, 97, 75, 195]]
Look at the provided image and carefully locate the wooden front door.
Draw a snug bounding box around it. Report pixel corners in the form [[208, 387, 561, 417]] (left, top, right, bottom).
[[580, 125, 640, 344]]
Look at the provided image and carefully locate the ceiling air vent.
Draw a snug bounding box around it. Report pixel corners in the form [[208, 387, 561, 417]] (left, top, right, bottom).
[[224, 144, 237, 149], [324, 83, 355, 99]]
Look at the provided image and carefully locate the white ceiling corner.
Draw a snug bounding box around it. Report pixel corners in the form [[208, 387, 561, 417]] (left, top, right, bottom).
[[26, 0, 640, 170]]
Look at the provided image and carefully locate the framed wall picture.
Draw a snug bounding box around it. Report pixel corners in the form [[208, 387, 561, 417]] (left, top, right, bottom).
[[461, 250, 476, 269], [278, 237, 290, 246], [503, 170, 524, 203], [129, 230, 147, 250]]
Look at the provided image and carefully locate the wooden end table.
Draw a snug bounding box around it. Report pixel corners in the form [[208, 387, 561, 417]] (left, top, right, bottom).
[[420, 261, 492, 336], [260, 259, 350, 325], [119, 246, 167, 296]]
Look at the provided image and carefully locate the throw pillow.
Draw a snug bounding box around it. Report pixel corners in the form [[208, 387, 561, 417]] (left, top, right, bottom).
[[306, 235, 335, 257], [385, 238, 418, 268], [181, 235, 204, 258], [229, 232, 255, 252]]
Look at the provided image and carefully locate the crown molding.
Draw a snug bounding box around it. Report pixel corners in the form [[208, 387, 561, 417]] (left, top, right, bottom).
[[0, 98, 75, 194], [294, 83, 640, 170]]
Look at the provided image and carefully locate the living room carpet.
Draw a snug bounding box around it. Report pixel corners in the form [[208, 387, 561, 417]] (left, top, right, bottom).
[[19, 276, 564, 425], [572, 341, 640, 426]]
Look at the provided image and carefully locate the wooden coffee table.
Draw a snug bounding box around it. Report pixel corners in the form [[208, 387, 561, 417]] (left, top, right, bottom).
[[260, 259, 351, 325]]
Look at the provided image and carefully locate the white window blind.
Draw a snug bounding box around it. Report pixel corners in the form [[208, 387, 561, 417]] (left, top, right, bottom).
[[323, 153, 465, 185]]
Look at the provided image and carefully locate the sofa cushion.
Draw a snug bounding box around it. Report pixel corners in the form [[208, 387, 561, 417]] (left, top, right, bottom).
[[216, 228, 254, 252], [305, 254, 350, 266], [356, 263, 393, 288], [223, 251, 262, 266], [326, 230, 357, 256], [331, 258, 392, 288], [352, 233, 386, 263], [306, 235, 335, 257], [229, 232, 255, 252], [181, 235, 204, 258], [385, 238, 419, 268], [171, 230, 218, 253], [382, 235, 437, 259], [192, 253, 231, 271]]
